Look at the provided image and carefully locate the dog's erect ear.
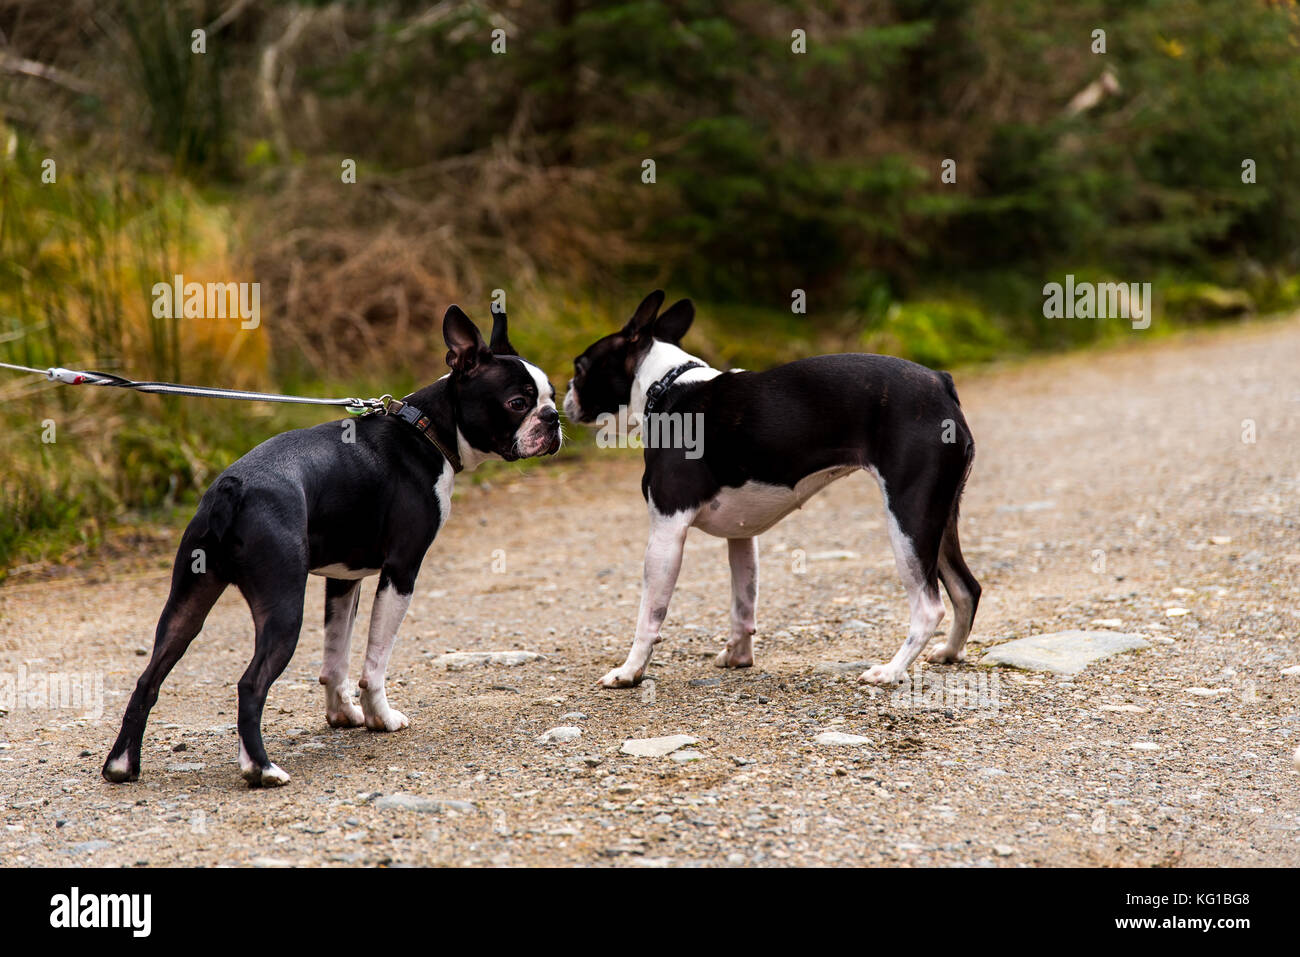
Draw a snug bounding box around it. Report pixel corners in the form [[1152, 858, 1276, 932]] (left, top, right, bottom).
[[444, 305, 492, 374], [622, 289, 665, 341], [653, 298, 694, 345], [488, 305, 517, 356]]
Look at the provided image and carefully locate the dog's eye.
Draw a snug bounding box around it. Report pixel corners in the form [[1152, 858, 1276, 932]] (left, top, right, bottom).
[[574, 356, 590, 376], [507, 397, 530, 412]]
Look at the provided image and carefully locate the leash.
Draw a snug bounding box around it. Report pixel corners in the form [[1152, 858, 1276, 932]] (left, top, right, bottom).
[[0, 360, 386, 414], [0, 359, 464, 471]]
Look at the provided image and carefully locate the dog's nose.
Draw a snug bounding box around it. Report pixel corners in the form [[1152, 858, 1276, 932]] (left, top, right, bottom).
[[540, 406, 560, 425]]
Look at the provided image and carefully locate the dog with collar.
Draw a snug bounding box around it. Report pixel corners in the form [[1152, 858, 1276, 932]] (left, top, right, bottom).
[[103, 305, 560, 786], [563, 290, 980, 689]]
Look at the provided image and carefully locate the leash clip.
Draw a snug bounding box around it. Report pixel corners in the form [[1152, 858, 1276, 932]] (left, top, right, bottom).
[[347, 395, 391, 416]]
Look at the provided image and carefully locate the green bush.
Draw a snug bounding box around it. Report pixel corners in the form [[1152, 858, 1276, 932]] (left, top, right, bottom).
[[864, 300, 1009, 368]]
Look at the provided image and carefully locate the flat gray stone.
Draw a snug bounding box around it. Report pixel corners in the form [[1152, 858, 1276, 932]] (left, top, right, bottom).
[[65, 840, 113, 855], [670, 749, 704, 763], [813, 661, 872, 675], [620, 734, 697, 758], [165, 762, 205, 772], [979, 630, 1150, 675], [373, 793, 474, 814], [434, 651, 544, 671]]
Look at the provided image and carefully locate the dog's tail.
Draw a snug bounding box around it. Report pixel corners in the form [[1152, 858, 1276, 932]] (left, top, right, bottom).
[[198, 475, 243, 544], [939, 370, 961, 406]]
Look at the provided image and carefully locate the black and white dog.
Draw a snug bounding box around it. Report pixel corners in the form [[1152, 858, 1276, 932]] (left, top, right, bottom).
[[564, 291, 980, 689], [103, 306, 560, 786]]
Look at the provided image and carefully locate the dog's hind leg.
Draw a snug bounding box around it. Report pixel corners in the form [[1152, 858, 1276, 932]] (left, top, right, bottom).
[[320, 578, 365, 727], [235, 560, 308, 787], [860, 472, 946, 687], [715, 536, 758, 669], [927, 517, 982, 664], [103, 555, 227, 783]]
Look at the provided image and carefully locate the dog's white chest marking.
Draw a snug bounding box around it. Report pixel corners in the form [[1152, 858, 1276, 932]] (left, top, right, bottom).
[[691, 466, 857, 537], [434, 460, 454, 524]]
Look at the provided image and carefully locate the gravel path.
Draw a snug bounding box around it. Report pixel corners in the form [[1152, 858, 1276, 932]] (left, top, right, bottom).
[[2, 317, 1298, 867]]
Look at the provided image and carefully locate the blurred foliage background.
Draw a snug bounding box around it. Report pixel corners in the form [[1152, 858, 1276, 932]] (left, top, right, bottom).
[[2, 0, 1299, 572]]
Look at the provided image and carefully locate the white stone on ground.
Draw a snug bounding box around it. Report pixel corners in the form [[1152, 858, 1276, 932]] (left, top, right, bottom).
[[434, 651, 544, 671], [620, 734, 696, 757], [979, 630, 1150, 676], [373, 793, 474, 813], [814, 731, 873, 746], [536, 726, 582, 744]]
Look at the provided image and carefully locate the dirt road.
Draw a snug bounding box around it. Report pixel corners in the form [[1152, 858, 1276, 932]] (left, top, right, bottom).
[[2, 317, 1298, 867]]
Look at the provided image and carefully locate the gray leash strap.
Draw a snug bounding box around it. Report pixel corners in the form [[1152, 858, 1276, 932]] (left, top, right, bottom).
[[0, 361, 386, 412]]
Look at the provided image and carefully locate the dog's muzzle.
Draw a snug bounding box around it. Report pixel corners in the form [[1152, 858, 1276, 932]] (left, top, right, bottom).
[[518, 407, 562, 457], [562, 385, 584, 424]]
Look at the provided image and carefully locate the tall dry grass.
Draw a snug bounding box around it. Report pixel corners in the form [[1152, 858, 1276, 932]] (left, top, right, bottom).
[[0, 129, 272, 571]]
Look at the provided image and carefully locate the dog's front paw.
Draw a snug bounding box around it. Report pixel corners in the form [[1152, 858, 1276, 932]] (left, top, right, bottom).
[[260, 764, 291, 787], [925, 644, 966, 665], [326, 698, 366, 728], [243, 762, 291, 788], [714, 645, 753, 669], [364, 707, 410, 732], [598, 665, 643, 689], [102, 752, 138, 784], [859, 664, 906, 686], [361, 686, 410, 732]]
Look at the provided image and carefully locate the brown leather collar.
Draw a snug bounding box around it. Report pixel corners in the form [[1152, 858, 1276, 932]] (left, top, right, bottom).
[[384, 398, 463, 473]]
